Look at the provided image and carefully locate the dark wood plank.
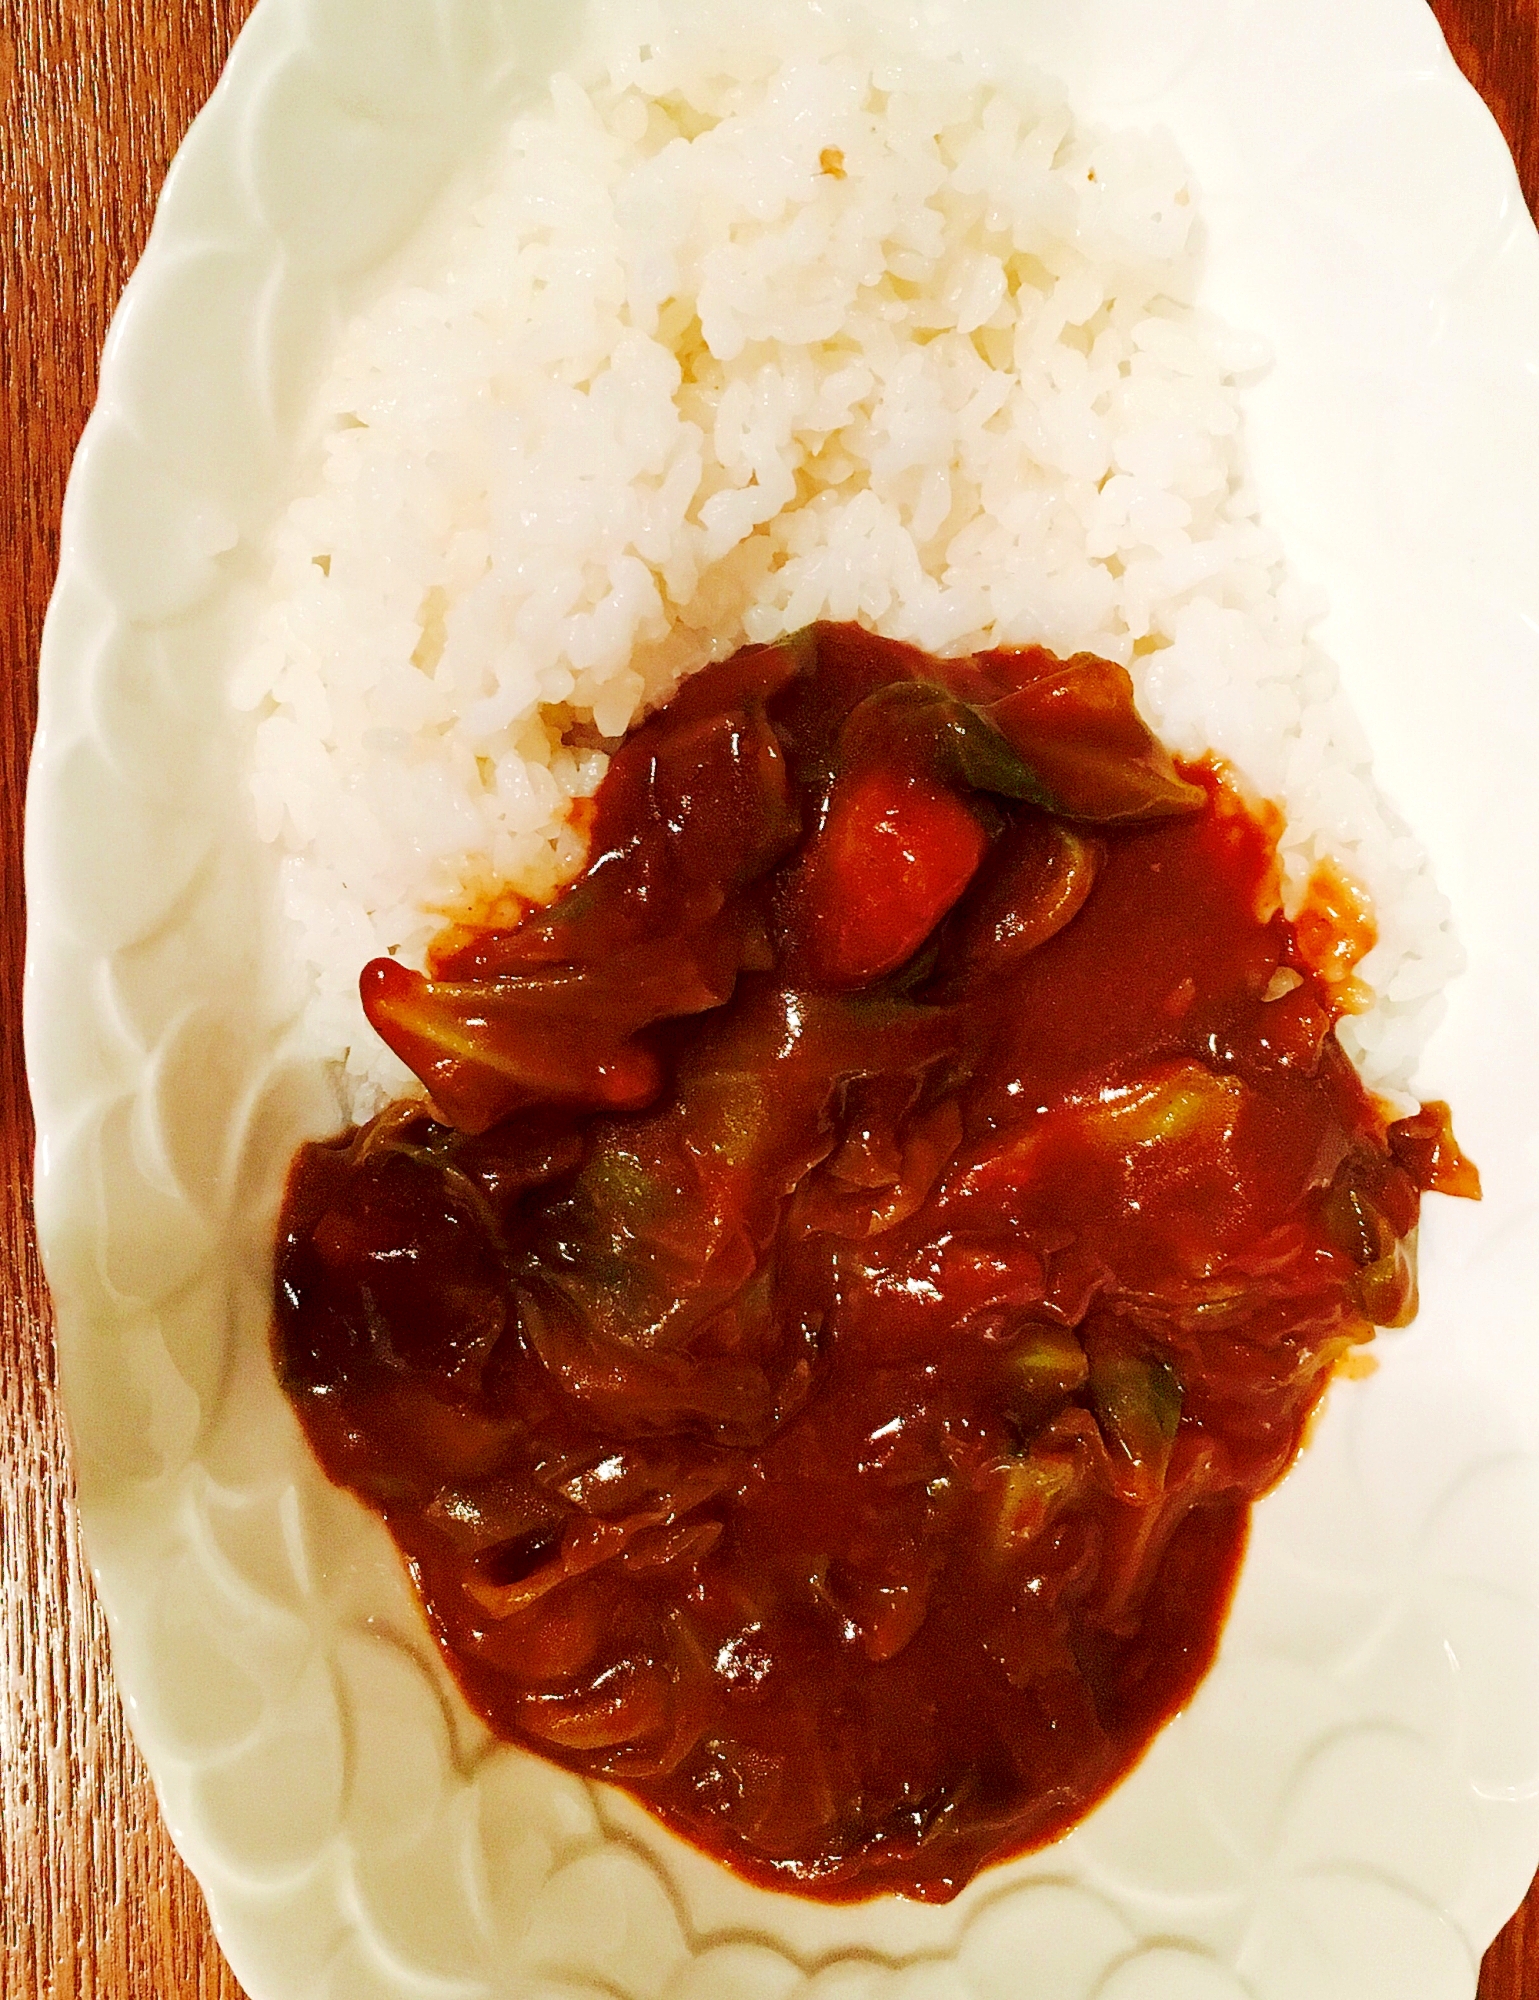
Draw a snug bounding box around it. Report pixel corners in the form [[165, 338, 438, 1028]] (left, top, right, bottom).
[[1, 8, 258, 1995], [0, 3, 1533, 1996]]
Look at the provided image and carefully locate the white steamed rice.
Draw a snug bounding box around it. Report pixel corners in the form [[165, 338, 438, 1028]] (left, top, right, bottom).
[[232, 0, 1460, 1119]]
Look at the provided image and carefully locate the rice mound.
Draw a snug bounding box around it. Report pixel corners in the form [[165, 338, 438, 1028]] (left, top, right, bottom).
[[233, 0, 1460, 1118]]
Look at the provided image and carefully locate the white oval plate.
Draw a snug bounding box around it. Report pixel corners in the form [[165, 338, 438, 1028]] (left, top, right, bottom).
[[26, 1, 1539, 1995]]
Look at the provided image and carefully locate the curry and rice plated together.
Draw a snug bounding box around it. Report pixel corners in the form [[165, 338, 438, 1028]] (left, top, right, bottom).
[[241, 0, 1476, 1906]]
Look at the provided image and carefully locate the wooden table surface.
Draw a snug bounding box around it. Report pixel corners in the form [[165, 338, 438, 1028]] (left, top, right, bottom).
[[3, 4, 1537, 1995]]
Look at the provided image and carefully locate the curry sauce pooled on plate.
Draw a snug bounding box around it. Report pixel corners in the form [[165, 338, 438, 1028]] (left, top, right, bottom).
[[273, 624, 1477, 1903]]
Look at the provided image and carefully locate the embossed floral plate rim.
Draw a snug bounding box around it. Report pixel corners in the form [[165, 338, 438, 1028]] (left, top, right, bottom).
[[24, 0, 1539, 1996]]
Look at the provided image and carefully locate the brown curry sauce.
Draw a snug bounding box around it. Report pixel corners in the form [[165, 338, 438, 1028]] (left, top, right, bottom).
[[273, 623, 1477, 1902]]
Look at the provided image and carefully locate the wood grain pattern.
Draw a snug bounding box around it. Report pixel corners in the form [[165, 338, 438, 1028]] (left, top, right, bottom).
[[3, 14, 259, 1999], [0, 3, 1533, 1995]]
